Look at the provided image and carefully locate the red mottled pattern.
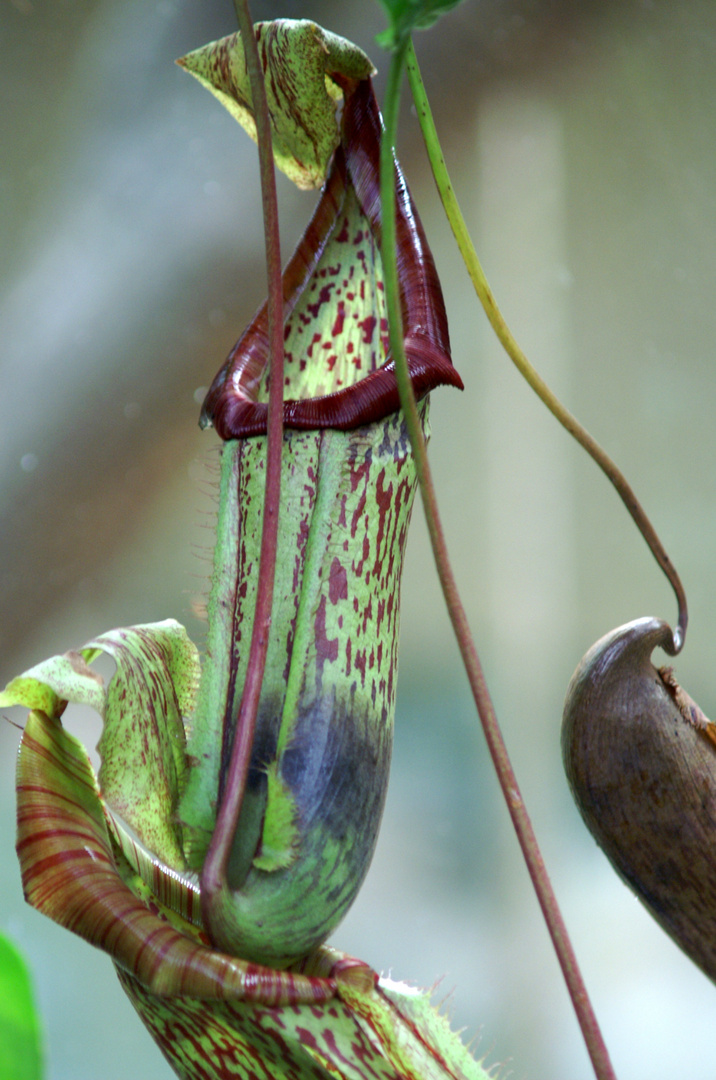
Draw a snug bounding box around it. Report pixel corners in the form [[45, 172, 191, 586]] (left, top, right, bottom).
[[92, 625, 191, 870], [265, 186, 389, 400], [315, 408, 420, 724], [214, 431, 324, 794], [189, 409, 423, 966], [201, 79, 462, 439], [178, 22, 373, 193], [118, 966, 404, 1080]]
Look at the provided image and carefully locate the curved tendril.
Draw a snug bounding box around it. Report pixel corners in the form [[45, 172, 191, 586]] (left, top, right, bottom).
[[404, 38, 687, 655], [379, 34, 617, 1080]]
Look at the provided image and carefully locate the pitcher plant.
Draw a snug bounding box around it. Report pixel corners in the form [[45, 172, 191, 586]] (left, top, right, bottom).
[[3, 3, 711, 1080], [2, 15, 490, 1080]]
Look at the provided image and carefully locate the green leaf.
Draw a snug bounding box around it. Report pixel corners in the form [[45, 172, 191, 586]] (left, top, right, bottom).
[[2, 620, 199, 873], [91, 621, 200, 871], [251, 761, 299, 872], [0, 933, 43, 1080], [177, 20, 375, 189], [0, 649, 105, 717], [375, 0, 467, 49]]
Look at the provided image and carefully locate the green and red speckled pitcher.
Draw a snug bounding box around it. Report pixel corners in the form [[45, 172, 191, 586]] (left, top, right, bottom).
[[3, 21, 489, 1080]]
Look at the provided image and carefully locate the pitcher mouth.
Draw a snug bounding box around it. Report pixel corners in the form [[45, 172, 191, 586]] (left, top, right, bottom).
[[199, 78, 463, 441]]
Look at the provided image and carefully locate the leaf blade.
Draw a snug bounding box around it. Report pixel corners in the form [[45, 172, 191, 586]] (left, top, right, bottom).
[[91, 621, 200, 870], [0, 933, 43, 1080], [375, 0, 467, 49], [0, 649, 105, 716], [178, 21, 374, 190]]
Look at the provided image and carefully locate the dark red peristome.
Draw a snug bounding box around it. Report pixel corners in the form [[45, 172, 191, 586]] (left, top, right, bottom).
[[200, 78, 463, 439]]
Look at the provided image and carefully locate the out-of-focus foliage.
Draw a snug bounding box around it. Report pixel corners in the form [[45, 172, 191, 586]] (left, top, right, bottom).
[[0, 932, 43, 1080], [375, 0, 467, 48]]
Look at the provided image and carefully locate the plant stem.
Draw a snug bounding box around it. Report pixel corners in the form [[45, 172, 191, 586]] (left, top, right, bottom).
[[201, 0, 285, 932], [379, 37, 617, 1080], [404, 38, 686, 655]]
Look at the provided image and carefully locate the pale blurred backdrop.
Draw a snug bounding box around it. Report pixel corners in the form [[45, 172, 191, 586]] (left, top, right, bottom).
[[2, 1, 716, 1077]]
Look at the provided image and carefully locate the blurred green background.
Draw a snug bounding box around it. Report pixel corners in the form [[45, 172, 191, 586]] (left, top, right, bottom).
[[2, 0, 716, 1077]]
